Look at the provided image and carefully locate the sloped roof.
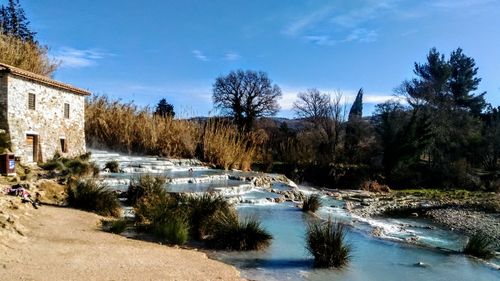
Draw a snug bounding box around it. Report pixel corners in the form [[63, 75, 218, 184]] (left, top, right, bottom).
[[0, 62, 91, 96]]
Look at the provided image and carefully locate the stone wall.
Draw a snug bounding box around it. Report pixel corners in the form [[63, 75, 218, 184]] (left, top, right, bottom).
[[0, 73, 8, 131], [5, 74, 86, 162]]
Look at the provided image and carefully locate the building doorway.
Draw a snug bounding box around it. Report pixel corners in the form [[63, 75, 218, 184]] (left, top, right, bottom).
[[26, 134, 38, 162]]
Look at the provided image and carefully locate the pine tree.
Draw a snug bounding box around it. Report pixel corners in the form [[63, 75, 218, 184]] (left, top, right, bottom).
[[0, 5, 7, 32], [449, 48, 486, 115], [0, 0, 36, 41], [154, 98, 175, 118]]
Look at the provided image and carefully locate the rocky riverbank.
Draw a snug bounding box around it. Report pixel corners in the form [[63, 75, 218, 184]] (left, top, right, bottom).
[[325, 189, 500, 251]]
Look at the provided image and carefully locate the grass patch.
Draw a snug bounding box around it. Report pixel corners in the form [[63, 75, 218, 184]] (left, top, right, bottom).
[[153, 216, 189, 245], [207, 211, 272, 251], [133, 191, 272, 250], [302, 194, 322, 213], [66, 179, 121, 217], [40, 153, 99, 180], [184, 194, 231, 240], [306, 219, 352, 268], [104, 161, 120, 173], [37, 180, 66, 204], [127, 174, 167, 206], [463, 233, 495, 260], [102, 219, 128, 234]]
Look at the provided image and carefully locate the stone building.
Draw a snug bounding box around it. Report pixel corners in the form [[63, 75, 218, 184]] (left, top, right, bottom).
[[0, 63, 90, 163]]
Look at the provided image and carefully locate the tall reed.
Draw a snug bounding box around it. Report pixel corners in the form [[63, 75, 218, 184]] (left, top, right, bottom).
[[199, 119, 266, 170], [86, 96, 264, 170], [85, 96, 199, 158]]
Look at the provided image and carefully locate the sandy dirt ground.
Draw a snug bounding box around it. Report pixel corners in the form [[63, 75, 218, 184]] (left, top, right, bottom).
[[0, 204, 243, 281]]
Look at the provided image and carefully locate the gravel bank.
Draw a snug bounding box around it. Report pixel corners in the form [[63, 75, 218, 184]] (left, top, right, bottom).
[[426, 208, 500, 251]]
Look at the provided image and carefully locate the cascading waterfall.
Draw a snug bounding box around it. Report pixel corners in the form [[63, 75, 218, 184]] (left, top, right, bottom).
[[91, 150, 499, 281]]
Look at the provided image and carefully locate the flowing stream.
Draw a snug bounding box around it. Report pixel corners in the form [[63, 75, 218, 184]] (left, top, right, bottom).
[[91, 150, 499, 281]]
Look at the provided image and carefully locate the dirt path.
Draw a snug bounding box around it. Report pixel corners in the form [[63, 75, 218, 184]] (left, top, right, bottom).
[[0, 205, 243, 281]]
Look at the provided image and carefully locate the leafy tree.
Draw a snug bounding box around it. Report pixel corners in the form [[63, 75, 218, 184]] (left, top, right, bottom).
[[154, 98, 175, 118], [0, 0, 36, 42], [212, 70, 282, 130], [396, 48, 488, 188], [375, 102, 432, 182]]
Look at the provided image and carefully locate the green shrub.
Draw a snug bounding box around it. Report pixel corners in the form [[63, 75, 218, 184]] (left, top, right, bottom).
[[153, 216, 189, 245], [66, 179, 121, 217], [102, 219, 128, 234], [131, 183, 188, 245], [463, 233, 495, 260], [306, 219, 351, 268], [127, 175, 167, 206], [40, 153, 99, 179], [185, 194, 231, 240], [39, 158, 64, 171], [207, 211, 272, 251], [63, 159, 99, 177], [104, 161, 120, 173], [302, 194, 322, 213]]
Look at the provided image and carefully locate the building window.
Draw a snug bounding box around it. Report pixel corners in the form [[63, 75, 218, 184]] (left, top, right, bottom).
[[64, 103, 70, 118], [28, 93, 36, 110], [60, 138, 68, 153]]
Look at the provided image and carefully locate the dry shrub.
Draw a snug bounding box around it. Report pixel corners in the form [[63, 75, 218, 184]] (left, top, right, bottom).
[[0, 33, 58, 77], [200, 119, 266, 170], [360, 180, 391, 193], [37, 180, 66, 204], [85, 96, 199, 157]]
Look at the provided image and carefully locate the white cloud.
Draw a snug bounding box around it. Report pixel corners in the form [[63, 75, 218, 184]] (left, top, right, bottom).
[[192, 49, 209, 61], [343, 28, 378, 43], [430, 0, 496, 9], [279, 87, 402, 111], [224, 52, 241, 61], [52, 47, 112, 68], [303, 28, 378, 46], [283, 6, 334, 36]]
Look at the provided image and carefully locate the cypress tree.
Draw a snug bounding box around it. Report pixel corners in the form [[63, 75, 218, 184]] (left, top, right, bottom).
[[348, 88, 363, 120]]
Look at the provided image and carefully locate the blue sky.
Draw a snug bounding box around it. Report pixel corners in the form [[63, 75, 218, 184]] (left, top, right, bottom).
[[18, 0, 500, 117]]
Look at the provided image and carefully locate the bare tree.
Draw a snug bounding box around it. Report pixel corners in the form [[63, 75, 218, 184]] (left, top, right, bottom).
[[212, 70, 282, 130], [293, 88, 331, 122], [292, 89, 347, 163]]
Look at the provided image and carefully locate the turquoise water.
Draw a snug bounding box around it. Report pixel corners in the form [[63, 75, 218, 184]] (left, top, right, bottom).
[[212, 203, 499, 281], [91, 152, 499, 280]]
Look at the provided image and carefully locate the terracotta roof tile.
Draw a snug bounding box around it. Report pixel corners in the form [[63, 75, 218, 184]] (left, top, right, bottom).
[[0, 62, 91, 96]]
